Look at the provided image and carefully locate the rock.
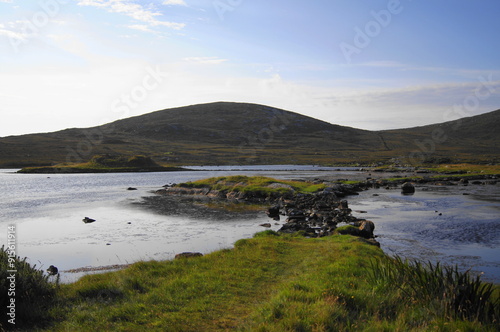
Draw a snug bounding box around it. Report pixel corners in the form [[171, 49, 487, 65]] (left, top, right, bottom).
[[127, 187, 137, 190], [358, 220, 375, 238], [175, 252, 203, 259], [266, 205, 280, 219], [47, 265, 58, 275], [259, 223, 272, 228], [83, 217, 96, 224], [338, 200, 349, 210], [401, 182, 415, 194]]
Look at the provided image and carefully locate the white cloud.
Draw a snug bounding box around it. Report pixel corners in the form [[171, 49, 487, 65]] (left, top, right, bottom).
[[163, 0, 187, 6], [127, 24, 154, 33], [77, 0, 185, 32], [184, 57, 228, 65], [0, 27, 25, 40], [77, 0, 107, 7], [0, 0, 13, 3]]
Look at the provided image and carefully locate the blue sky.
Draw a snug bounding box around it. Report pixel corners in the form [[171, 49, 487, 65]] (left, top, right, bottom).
[[1, 0, 499, 136]]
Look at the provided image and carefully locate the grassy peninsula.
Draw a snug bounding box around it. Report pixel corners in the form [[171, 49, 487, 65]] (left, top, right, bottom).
[[3, 174, 499, 331], [3, 233, 499, 331], [17, 155, 184, 174]]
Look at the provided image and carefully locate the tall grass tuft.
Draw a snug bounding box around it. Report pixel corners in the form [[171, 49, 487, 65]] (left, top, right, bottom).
[[0, 245, 58, 330], [368, 255, 499, 324]]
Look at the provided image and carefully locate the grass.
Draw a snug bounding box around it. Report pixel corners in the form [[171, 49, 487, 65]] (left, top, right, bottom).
[[17, 154, 184, 173], [368, 256, 500, 324], [423, 163, 500, 175], [178, 175, 326, 197], [0, 245, 58, 330], [24, 232, 499, 331]]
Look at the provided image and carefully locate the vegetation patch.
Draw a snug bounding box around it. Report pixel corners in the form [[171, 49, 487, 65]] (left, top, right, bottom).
[[17, 154, 185, 173], [423, 163, 500, 175], [0, 246, 58, 330], [177, 175, 326, 197], [32, 233, 500, 331]]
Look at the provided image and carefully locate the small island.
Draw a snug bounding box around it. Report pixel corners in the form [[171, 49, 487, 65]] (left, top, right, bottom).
[[17, 154, 186, 174]]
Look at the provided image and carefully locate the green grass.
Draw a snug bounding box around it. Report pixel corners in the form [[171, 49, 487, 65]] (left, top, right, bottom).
[[423, 163, 500, 175], [33, 233, 500, 331], [178, 176, 326, 197]]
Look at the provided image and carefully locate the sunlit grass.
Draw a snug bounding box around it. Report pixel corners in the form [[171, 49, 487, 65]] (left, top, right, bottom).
[[38, 233, 500, 331]]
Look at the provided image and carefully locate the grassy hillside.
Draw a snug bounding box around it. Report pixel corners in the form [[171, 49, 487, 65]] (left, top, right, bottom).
[[0, 102, 498, 167], [380, 109, 500, 164]]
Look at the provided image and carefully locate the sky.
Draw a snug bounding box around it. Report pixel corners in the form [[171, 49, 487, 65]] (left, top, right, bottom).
[[1, 0, 499, 136]]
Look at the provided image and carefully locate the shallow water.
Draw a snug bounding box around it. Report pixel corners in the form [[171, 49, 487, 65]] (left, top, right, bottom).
[[0, 167, 498, 283], [349, 183, 500, 283]]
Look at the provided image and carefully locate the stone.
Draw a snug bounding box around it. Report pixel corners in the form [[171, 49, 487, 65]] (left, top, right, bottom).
[[338, 200, 349, 210], [266, 205, 280, 219], [358, 220, 375, 238], [401, 182, 415, 194], [259, 223, 272, 228], [83, 217, 96, 224], [47, 265, 58, 275], [175, 252, 203, 259]]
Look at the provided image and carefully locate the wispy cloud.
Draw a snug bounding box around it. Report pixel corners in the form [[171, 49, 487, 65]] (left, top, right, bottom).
[[163, 0, 187, 6], [127, 24, 155, 33], [0, 20, 36, 41], [184, 57, 228, 65], [77, 0, 186, 32]]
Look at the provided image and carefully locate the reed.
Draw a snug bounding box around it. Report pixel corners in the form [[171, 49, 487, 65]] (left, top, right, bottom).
[[368, 255, 500, 324], [0, 245, 58, 330]]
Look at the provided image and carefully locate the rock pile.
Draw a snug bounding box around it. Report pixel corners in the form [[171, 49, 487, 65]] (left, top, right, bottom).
[[266, 191, 375, 239]]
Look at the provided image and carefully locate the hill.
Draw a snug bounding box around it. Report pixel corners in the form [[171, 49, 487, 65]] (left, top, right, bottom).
[[0, 102, 498, 167]]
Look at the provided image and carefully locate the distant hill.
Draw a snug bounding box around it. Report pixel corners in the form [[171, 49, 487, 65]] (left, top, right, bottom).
[[0, 102, 498, 167]]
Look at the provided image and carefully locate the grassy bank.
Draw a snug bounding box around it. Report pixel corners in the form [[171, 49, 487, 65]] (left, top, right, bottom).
[[17, 155, 185, 174], [11, 232, 497, 331]]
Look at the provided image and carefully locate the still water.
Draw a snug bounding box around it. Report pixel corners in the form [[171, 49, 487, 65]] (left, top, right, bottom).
[[0, 167, 498, 283]]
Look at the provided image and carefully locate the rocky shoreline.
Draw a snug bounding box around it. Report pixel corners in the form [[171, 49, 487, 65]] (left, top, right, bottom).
[[154, 173, 498, 244]]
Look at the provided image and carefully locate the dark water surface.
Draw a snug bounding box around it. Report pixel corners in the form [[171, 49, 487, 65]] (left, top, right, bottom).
[[0, 167, 498, 283]]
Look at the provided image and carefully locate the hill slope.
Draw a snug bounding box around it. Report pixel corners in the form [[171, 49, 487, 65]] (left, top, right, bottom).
[[379, 109, 500, 164], [0, 102, 498, 167]]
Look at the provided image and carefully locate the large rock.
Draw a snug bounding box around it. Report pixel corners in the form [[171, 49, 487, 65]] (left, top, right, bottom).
[[401, 182, 415, 194], [358, 220, 375, 238], [266, 205, 280, 220]]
